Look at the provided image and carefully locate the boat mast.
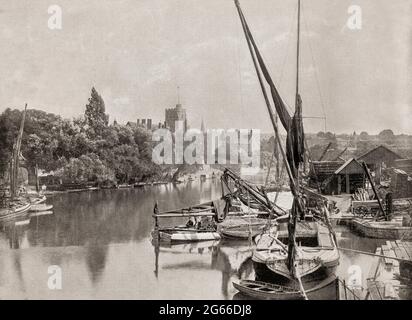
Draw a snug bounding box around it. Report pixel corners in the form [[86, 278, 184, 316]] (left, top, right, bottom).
[[295, 0, 301, 108], [10, 104, 27, 200]]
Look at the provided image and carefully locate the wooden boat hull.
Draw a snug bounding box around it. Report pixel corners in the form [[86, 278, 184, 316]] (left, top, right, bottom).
[[233, 275, 337, 300], [218, 217, 268, 239], [158, 230, 221, 243], [221, 226, 265, 239], [252, 259, 338, 284], [30, 196, 47, 205], [0, 203, 31, 222], [29, 204, 53, 212], [351, 218, 412, 240]]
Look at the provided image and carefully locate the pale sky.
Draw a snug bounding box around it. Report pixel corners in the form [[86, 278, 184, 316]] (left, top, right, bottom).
[[0, 0, 411, 134]]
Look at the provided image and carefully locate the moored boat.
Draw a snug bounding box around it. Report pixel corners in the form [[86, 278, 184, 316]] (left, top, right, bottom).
[[157, 228, 221, 243], [233, 0, 340, 290], [233, 275, 337, 300], [29, 204, 53, 212], [252, 218, 340, 282], [0, 203, 31, 222], [153, 199, 226, 243], [218, 217, 268, 239]]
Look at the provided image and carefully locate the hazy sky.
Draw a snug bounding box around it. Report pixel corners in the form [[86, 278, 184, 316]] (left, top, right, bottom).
[[0, 0, 411, 134]]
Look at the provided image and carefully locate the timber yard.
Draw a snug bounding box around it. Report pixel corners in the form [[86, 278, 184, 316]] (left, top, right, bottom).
[[1, 0, 412, 302]]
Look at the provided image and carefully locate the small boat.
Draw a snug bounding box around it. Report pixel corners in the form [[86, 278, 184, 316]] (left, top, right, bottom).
[[218, 217, 268, 239], [233, 275, 337, 300], [221, 224, 266, 239], [0, 203, 31, 222], [117, 184, 133, 189], [30, 195, 47, 204], [153, 200, 226, 243], [154, 240, 219, 254], [29, 204, 53, 212], [157, 228, 221, 243]]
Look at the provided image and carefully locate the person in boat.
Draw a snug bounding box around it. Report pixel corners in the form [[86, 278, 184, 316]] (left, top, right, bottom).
[[186, 216, 196, 228]]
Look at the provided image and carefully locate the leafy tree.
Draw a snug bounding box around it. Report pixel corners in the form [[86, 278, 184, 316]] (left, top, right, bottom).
[[378, 129, 395, 140], [359, 131, 369, 140], [84, 87, 109, 137]]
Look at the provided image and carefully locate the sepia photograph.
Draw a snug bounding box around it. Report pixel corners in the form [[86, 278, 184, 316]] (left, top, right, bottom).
[[0, 0, 412, 307]]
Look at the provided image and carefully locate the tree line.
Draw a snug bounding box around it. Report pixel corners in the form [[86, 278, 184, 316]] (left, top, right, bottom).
[[0, 87, 160, 186]]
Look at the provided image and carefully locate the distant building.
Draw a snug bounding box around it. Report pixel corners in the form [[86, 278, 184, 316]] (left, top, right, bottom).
[[165, 103, 187, 132], [136, 118, 153, 130]]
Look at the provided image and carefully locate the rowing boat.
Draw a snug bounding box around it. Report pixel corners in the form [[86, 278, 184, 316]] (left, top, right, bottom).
[[233, 275, 337, 300], [0, 203, 31, 222], [157, 227, 221, 243], [29, 204, 53, 212], [218, 217, 268, 239]]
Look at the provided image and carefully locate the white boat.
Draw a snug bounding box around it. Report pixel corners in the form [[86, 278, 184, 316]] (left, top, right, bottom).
[[157, 228, 221, 243], [29, 204, 53, 212]]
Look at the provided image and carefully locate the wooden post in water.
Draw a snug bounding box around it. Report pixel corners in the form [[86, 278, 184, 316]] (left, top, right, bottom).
[[35, 163, 40, 193]]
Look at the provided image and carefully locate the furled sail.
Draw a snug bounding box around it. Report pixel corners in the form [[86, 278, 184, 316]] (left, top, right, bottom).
[[234, 0, 305, 274]]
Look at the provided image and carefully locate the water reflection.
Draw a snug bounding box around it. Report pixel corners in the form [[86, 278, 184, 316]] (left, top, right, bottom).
[[0, 180, 410, 299], [153, 239, 254, 299]]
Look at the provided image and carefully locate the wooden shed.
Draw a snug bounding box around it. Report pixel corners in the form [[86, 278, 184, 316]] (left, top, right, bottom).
[[309, 161, 343, 194], [357, 145, 402, 182], [309, 158, 365, 195], [334, 158, 365, 194]]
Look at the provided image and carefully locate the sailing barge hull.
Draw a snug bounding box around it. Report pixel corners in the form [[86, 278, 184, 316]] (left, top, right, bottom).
[[252, 246, 340, 283], [252, 259, 338, 284]]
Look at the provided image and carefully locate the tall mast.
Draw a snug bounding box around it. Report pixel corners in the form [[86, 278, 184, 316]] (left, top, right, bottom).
[[11, 104, 27, 200], [295, 0, 301, 106]]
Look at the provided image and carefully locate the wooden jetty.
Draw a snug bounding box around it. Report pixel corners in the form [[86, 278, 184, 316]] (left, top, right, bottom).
[[365, 241, 412, 300]]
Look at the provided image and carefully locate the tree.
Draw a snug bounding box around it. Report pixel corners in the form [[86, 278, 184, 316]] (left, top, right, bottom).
[[84, 87, 109, 137], [378, 129, 394, 141], [316, 131, 325, 138], [359, 131, 369, 140]]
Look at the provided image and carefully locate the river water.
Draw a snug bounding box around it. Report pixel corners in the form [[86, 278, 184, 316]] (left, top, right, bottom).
[[0, 180, 410, 299]]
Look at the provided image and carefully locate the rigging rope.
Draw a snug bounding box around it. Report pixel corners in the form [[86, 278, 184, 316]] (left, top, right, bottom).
[[301, 3, 327, 127]]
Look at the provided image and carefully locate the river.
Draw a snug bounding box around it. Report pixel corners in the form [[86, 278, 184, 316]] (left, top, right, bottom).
[[0, 180, 410, 299]]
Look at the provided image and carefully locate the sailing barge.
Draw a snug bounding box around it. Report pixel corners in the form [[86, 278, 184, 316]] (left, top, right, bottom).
[[232, 0, 340, 289], [0, 104, 33, 222]]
